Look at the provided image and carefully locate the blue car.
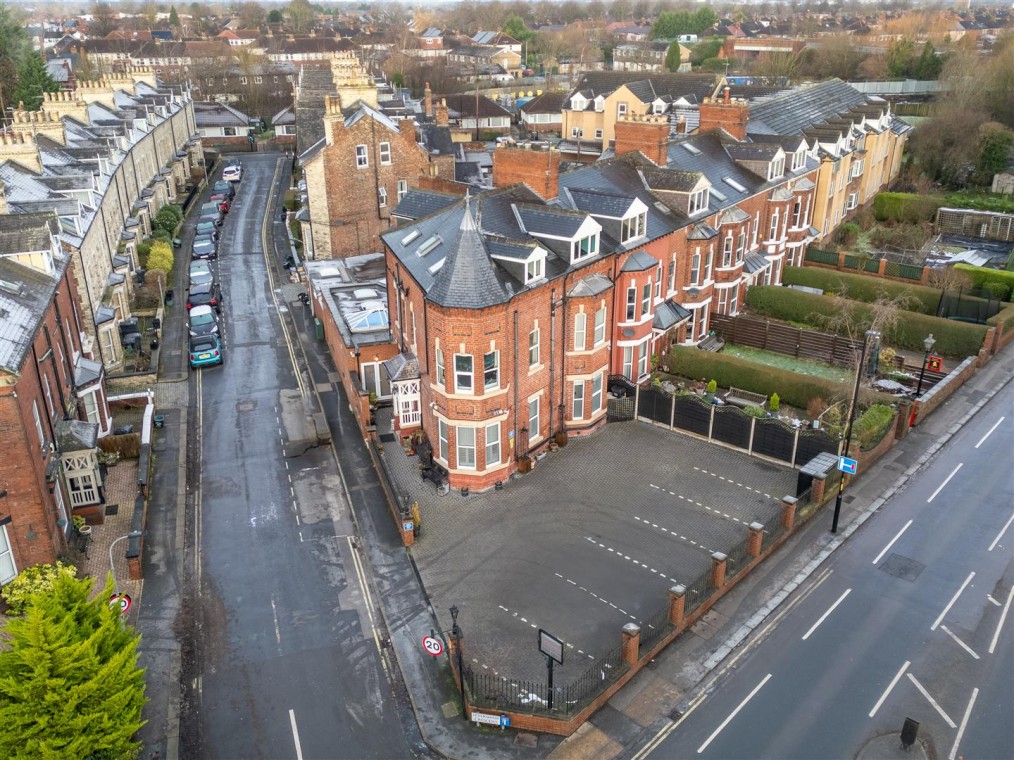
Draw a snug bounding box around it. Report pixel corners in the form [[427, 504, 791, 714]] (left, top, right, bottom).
[[189, 335, 223, 368]]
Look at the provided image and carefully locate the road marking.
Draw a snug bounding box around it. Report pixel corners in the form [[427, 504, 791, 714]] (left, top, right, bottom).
[[686, 471, 773, 500], [907, 673, 956, 727], [974, 416, 1005, 448], [872, 520, 913, 565], [939, 625, 979, 660], [648, 485, 751, 526], [194, 369, 204, 586], [696, 673, 772, 754], [987, 594, 1002, 607], [948, 688, 979, 760], [801, 588, 851, 641], [270, 595, 282, 645], [988, 511, 1014, 552], [927, 463, 963, 503], [634, 515, 715, 554], [869, 660, 909, 717], [988, 583, 1014, 654], [932, 571, 975, 631], [288, 709, 303, 760], [584, 537, 678, 583], [497, 604, 595, 659]]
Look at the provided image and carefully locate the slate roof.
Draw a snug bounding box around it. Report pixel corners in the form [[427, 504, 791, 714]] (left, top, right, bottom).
[[566, 187, 637, 218], [392, 190, 460, 221], [440, 94, 511, 119], [427, 201, 508, 309], [0, 212, 60, 253], [568, 273, 613, 297], [653, 299, 692, 330], [417, 123, 455, 155], [743, 252, 771, 275], [724, 143, 782, 161], [746, 79, 871, 137], [382, 352, 419, 383], [194, 101, 251, 127], [519, 91, 567, 116], [0, 243, 68, 375], [56, 419, 99, 452], [272, 105, 295, 126], [642, 169, 704, 193], [566, 73, 716, 105], [620, 249, 658, 272], [515, 204, 587, 237]]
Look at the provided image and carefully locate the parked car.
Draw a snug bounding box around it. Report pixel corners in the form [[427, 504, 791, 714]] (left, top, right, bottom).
[[201, 202, 225, 219], [192, 237, 217, 260], [188, 305, 220, 337], [209, 194, 230, 213], [222, 164, 242, 183], [187, 281, 223, 312], [212, 180, 235, 199], [189, 259, 211, 278], [198, 209, 223, 227], [195, 221, 218, 240], [189, 269, 214, 289], [189, 334, 223, 367]]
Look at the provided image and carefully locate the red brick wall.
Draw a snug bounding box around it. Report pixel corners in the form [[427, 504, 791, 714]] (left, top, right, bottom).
[[698, 95, 750, 140], [492, 147, 560, 201], [614, 117, 669, 166]]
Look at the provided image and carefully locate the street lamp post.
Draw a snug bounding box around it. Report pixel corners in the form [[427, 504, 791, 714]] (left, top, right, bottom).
[[109, 530, 143, 591], [915, 333, 936, 397], [832, 330, 880, 534], [450, 605, 465, 721]]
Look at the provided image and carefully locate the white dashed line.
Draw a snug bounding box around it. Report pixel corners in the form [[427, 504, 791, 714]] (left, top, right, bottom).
[[633, 516, 715, 554], [554, 572, 639, 622], [498, 603, 596, 659], [584, 536, 679, 584], [649, 484, 754, 526]]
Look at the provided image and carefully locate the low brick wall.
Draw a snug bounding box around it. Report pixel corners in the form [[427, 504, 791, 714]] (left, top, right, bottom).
[[911, 356, 977, 426]]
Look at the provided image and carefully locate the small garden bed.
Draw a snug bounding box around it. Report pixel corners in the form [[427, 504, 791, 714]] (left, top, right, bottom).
[[720, 345, 851, 384]]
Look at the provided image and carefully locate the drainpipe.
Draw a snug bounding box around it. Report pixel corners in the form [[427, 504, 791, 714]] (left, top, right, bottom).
[[548, 288, 555, 440], [513, 309, 519, 460], [43, 325, 69, 418], [559, 269, 572, 432]]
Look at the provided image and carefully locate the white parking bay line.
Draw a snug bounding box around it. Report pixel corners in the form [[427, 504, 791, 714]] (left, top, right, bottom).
[[940, 625, 980, 660], [927, 463, 963, 503], [869, 661, 910, 718], [988, 584, 1014, 655], [988, 511, 1014, 552], [697, 674, 772, 754], [949, 688, 979, 760], [289, 709, 303, 760], [932, 572, 975, 631], [907, 673, 956, 728], [872, 520, 913, 565], [801, 589, 851, 641], [974, 416, 1005, 448]]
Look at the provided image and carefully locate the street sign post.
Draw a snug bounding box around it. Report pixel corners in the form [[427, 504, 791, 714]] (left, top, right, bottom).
[[837, 456, 858, 475], [422, 635, 444, 657], [109, 592, 132, 616]]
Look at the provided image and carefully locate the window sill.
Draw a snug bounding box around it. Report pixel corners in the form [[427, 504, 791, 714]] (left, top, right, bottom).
[[528, 363, 545, 376]]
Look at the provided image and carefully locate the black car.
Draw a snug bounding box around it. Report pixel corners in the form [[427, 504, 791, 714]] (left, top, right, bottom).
[[212, 180, 235, 199], [186, 281, 223, 313], [195, 221, 219, 240], [192, 237, 217, 260]]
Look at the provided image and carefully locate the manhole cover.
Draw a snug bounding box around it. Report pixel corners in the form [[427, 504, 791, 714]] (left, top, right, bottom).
[[880, 553, 925, 583], [236, 400, 257, 413]]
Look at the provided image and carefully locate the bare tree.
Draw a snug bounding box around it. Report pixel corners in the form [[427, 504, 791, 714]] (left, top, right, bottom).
[[91, 2, 121, 37], [286, 0, 315, 35], [237, 2, 265, 29], [925, 267, 973, 299]]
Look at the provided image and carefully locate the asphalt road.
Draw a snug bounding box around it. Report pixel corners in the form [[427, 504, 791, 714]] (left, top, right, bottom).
[[181, 155, 418, 759], [639, 380, 1014, 759]]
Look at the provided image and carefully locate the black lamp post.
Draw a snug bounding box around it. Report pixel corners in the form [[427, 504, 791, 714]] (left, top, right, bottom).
[[915, 333, 936, 397], [832, 330, 880, 534], [450, 605, 465, 721]]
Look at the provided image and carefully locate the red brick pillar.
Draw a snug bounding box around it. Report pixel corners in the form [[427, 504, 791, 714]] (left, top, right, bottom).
[[668, 584, 686, 628], [710, 552, 728, 590], [621, 622, 641, 665], [747, 521, 764, 558], [781, 496, 798, 531], [811, 475, 826, 504], [895, 400, 912, 440], [128, 555, 142, 580]]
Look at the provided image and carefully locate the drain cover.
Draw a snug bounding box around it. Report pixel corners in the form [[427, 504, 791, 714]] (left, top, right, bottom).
[[880, 553, 925, 583], [236, 399, 257, 413]]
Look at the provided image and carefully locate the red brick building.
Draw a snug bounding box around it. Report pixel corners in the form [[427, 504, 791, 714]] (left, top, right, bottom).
[[301, 96, 455, 260], [376, 108, 820, 492], [0, 212, 112, 583]]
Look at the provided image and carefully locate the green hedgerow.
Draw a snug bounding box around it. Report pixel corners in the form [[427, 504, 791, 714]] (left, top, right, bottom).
[[853, 403, 896, 450], [1, 562, 77, 616], [147, 240, 174, 274]]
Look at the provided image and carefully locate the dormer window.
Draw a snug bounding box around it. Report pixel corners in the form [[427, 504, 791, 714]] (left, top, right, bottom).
[[652, 100, 665, 115], [689, 187, 708, 215], [526, 255, 545, 283], [791, 148, 806, 172], [621, 212, 646, 243], [768, 156, 785, 181], [594, 96, 605, 112], [571, 94, 587, 111], [572, 233, 599, 261]]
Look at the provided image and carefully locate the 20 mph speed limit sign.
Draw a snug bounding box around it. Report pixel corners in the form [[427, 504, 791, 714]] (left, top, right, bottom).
[[422, 635, 444, 657]]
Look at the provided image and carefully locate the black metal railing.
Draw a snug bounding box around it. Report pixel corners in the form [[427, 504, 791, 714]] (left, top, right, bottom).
[[638, 604, 672, 652]]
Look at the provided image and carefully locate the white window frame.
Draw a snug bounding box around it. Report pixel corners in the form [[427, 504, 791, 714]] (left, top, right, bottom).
[[528, 396, 541, 441], [792, 199, 801, 228], [641, 282, 651, 316], [379, 141, 392, 165], [620, 212, 646, 243], [736, 231, 746, 263], [438, 420, 449, 462], [689, 187, 708, 215], [526, 257, 543, 282], [355, 144, 368, 168], [622, 345, 634, 379], [485, 422, 501, 467], [0, 526, 17, 585], [33, 400, 45, 450], [529, 328, 540, 367], [574, 312, 587, 351], [767, 156, 784, 180], [456, 426, 476, 469], [454, 354, 473, 393], [769, 209, 779, 240], [591, 373, 603, 413], [617, 102, 628, 118], [594, 307, 606, 345], [594, 129, 603, 139], [668, 257, 676, 292], [626, 286, 637, 321], [690, 252, 700, 285], [483, 350, 499, 390], [397, 180, 408, 201], [435, 347, 444, 385], [654, 262, 663, 299], [378, 187, 387, 207], [572, 381, 585, 420], [722, 235, 733, 267]]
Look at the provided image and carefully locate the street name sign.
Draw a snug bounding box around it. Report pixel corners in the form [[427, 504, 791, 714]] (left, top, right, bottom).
[[471, 712, 510, 728]]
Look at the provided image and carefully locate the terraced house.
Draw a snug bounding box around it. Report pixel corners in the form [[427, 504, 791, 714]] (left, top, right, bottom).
[[0, 70, 200, 373], [378, 105, 821, 491]]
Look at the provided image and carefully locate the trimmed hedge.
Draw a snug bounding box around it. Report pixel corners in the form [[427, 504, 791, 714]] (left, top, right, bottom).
[[954, 264, 1014, 302], [669, 346, 856, 409], [854, 403, 895, 450], [873, 192, 943, 223], [783, 266, 941, 314], [988, 302, 1014, 332], [745, 286, 988, 357]]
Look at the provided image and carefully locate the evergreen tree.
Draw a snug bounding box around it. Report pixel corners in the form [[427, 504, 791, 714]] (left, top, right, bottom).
[[0, 3, 34, 114], [169, 5, 181, 28], [11, 54, 60, 111], [0, 573, 146, 759]]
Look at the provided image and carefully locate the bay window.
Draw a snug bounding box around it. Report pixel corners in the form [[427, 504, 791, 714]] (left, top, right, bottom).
[[485, 422, 501, 466], [483, 351, 499, 389], [457, 427, 476, 468], [454, 354, 473, 392]]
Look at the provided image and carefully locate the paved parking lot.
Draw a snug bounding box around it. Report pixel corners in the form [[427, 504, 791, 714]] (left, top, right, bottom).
[[384, 421, 797, 683]]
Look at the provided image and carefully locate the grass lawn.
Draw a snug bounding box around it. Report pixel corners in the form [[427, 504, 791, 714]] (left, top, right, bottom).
[[721, 344, 852, 383]]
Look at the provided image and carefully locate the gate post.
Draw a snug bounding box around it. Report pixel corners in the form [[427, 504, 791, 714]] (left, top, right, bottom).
[[781, 495, 798, 531], [668, 584, 687, 628], [634, 383, 640, 419], [621, 622, 641, 666], [747, 521, 764, 558], [710, 552, 728, 590]]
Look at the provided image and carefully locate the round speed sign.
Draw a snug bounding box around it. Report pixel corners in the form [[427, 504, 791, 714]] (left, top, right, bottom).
[[109, 593, 132, 616], [422, 635, 444, 657]]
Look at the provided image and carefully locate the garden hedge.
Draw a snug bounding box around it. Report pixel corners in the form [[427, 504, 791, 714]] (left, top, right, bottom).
[[873, 192, 944, 223], [667, 346, 875, 410], [782, 267, 941, 314], [987, 302, 1014, 333], [745, 286, 987, 357], [853, 403, 895, 450], [954, 264, 1014, 302]]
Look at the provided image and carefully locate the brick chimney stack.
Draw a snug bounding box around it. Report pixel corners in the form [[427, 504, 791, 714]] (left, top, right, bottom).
[[614, 114, 669, 166], [424, 82, 433, 119], [698, 91, 750, 141], [435, 97, 449, 127], [399, 117, 417, 145], [492, 145, 560, 201]]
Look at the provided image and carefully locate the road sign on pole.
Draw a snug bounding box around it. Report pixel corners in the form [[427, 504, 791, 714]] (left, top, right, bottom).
[[109, 593, 132, 616], [422, 635, 444, 657], [837, 456, 858, 475]]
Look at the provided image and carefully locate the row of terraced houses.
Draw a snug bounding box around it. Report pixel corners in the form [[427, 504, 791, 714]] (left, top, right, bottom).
[[304, 78, 909, 492]]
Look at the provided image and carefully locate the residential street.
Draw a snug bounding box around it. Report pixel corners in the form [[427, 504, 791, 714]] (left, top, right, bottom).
[[179, 154, 420, 759], [638, 381, 1014, 759]]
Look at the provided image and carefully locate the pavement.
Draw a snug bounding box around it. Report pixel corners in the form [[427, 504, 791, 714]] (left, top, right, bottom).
[[120, 148, 1014, 760]]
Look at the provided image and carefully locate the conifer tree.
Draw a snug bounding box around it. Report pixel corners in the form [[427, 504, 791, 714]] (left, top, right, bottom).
[[11, 53, 60, 111], [0, 573, 146, 758]]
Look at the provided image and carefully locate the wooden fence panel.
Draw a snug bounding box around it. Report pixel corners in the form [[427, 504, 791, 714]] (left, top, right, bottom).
[[766, 322, 800, 355]]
